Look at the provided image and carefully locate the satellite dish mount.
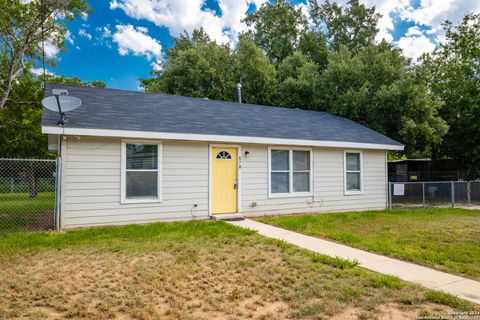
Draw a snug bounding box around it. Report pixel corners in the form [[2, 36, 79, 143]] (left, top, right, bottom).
[[42, 89, 82, 126]]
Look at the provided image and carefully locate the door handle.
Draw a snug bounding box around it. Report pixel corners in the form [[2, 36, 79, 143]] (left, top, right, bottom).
[[233, 183, 238, 189]]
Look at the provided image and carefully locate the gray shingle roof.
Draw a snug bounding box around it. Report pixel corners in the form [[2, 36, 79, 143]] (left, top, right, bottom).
[[41, 83, 403, 147]]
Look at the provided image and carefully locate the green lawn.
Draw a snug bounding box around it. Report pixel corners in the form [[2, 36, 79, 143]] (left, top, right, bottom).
[[0, 220, 474, 319], [258, 208, 480, 281], [0, 192, 55, 232]]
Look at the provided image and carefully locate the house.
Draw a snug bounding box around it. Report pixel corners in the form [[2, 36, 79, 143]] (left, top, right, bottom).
[[42, 83, 404, 229]]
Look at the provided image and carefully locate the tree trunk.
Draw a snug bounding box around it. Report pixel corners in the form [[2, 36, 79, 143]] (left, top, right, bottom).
[[0, 49, 25, 110], [0, 80, 13, 110]]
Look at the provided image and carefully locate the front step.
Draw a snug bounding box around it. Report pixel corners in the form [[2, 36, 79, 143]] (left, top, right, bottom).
[[211, 213, 244, 221]]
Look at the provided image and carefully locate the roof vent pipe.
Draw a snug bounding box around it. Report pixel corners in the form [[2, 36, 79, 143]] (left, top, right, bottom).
[[236, 83, 242, 104]]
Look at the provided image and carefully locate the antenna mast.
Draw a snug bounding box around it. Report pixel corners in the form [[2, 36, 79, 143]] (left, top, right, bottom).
[[41, 0, 46, 89]]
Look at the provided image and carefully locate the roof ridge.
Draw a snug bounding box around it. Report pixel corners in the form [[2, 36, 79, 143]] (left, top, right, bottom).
[[42, 82, 403, 147], [45, 82, 333, 115]]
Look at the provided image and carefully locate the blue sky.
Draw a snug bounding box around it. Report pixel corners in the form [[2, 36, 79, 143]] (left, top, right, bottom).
[[41, 0, 479, 91]]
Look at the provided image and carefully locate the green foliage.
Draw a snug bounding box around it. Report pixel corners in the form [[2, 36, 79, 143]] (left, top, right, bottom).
[[0, 0, 91, 109], [420, 14, 480, 178], [242, 0, 307, 64], [0, 72, 105, 158], [0, 72, 49, 158], [234, 37, 277, 105], [298, 30, 329, 71], [45, 75, 106, 88], [140, 4, 480, 160], [368, 274, 404, 289], [275, 51, 319, 109], [309, 0, 380, 53], [141, 29, 236, 101], [318, 44, 447, 157], [425, 290, 472, 310], [309, 253, 359, 269]]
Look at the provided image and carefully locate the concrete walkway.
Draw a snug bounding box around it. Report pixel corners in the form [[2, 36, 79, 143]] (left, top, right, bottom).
[[227, 219, 480, 305]]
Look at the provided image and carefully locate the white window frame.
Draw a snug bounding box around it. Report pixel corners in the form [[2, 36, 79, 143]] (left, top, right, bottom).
[[121, 140, 163, 204], [268, 147, 313, 198], [344, 150, 363, 195]]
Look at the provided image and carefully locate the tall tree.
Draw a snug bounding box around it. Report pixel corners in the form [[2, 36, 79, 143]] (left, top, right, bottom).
[[0, 72, 105, 158], [275, 51, 319, 109], [46, 75, 106, 88], [242, 0, 307, 64], [298, 30, 329, 71], [141, 29, 236, 101], [0, 0, 90, 109], [309, 0, 380, 53], [318, 43, 447, 156], [420, 14, 480, 177], [234, 37, 277, 105]]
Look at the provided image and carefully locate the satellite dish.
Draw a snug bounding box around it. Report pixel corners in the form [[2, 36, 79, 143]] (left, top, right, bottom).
[[41, 90, 82, 125], [42, 96, 82, 112]]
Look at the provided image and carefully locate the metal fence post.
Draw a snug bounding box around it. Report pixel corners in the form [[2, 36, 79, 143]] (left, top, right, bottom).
[[451, 181, 455, 208], [467, 181, 471, 206], [54, 157, 62, 230], [10, 177, 14, 193], [388, 182, 392, 209], [422, 182, 426, 208]]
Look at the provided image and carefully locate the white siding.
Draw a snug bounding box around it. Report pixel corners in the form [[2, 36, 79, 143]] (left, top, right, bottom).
[[240, 144, 387, 216], [62, 137, 209, 228], [61, 137, 387, 228]]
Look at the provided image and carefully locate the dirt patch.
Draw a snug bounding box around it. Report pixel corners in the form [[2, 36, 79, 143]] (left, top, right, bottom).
[[0, 222, 465, 319], [0, 209, 54, 232]]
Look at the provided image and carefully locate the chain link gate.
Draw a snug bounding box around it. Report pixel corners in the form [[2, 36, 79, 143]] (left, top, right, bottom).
[[0, 158, 59, 233], [388, 181, 480, 209]]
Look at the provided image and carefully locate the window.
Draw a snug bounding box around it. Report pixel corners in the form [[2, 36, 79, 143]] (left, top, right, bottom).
[[121, 142, 162, 203], [216, 151, 232, 159], [269, 148, 312, 196], [344, 151, 362, 193]]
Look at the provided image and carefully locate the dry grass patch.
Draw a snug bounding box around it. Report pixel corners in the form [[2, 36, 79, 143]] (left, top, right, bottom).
[[0, 220, 472, 319]]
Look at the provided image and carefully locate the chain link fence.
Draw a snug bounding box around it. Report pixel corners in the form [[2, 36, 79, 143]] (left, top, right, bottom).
[[388, 181, 480, 209], [0, 158, 58, 233]]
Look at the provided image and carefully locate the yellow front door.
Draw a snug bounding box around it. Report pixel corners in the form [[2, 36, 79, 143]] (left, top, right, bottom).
[[212, 147, 238, 214]]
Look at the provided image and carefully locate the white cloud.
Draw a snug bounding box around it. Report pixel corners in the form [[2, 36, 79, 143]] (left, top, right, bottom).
[[95, 25, 113, 48], [399, 0, 480, 43], [396, 32, 435, 60], [340, 0, 413, 43], [113, 24, 163, 67], [78, 28, 93, 40], [296, 2, 313, 27], [107, 0, 479, 62], [31, 67, 55, 76], [150, 61, 163, 72], [109, 0, 267, 44], [43, 41, 60, 58], [96, 25, 113, 39], [81, 11, 89, 21], [310, 0, 479, 57], [65, 30, 74, 45], [405, 26, 422, 36]]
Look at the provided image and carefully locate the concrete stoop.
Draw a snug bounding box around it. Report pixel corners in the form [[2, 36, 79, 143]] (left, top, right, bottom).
[[211, 213, 245, 221]]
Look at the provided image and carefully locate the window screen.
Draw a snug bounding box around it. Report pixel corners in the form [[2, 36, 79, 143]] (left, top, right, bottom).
[[271, 149, 311, 195], [345, 152, 361, 192], [125, 143, 158, 199]]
